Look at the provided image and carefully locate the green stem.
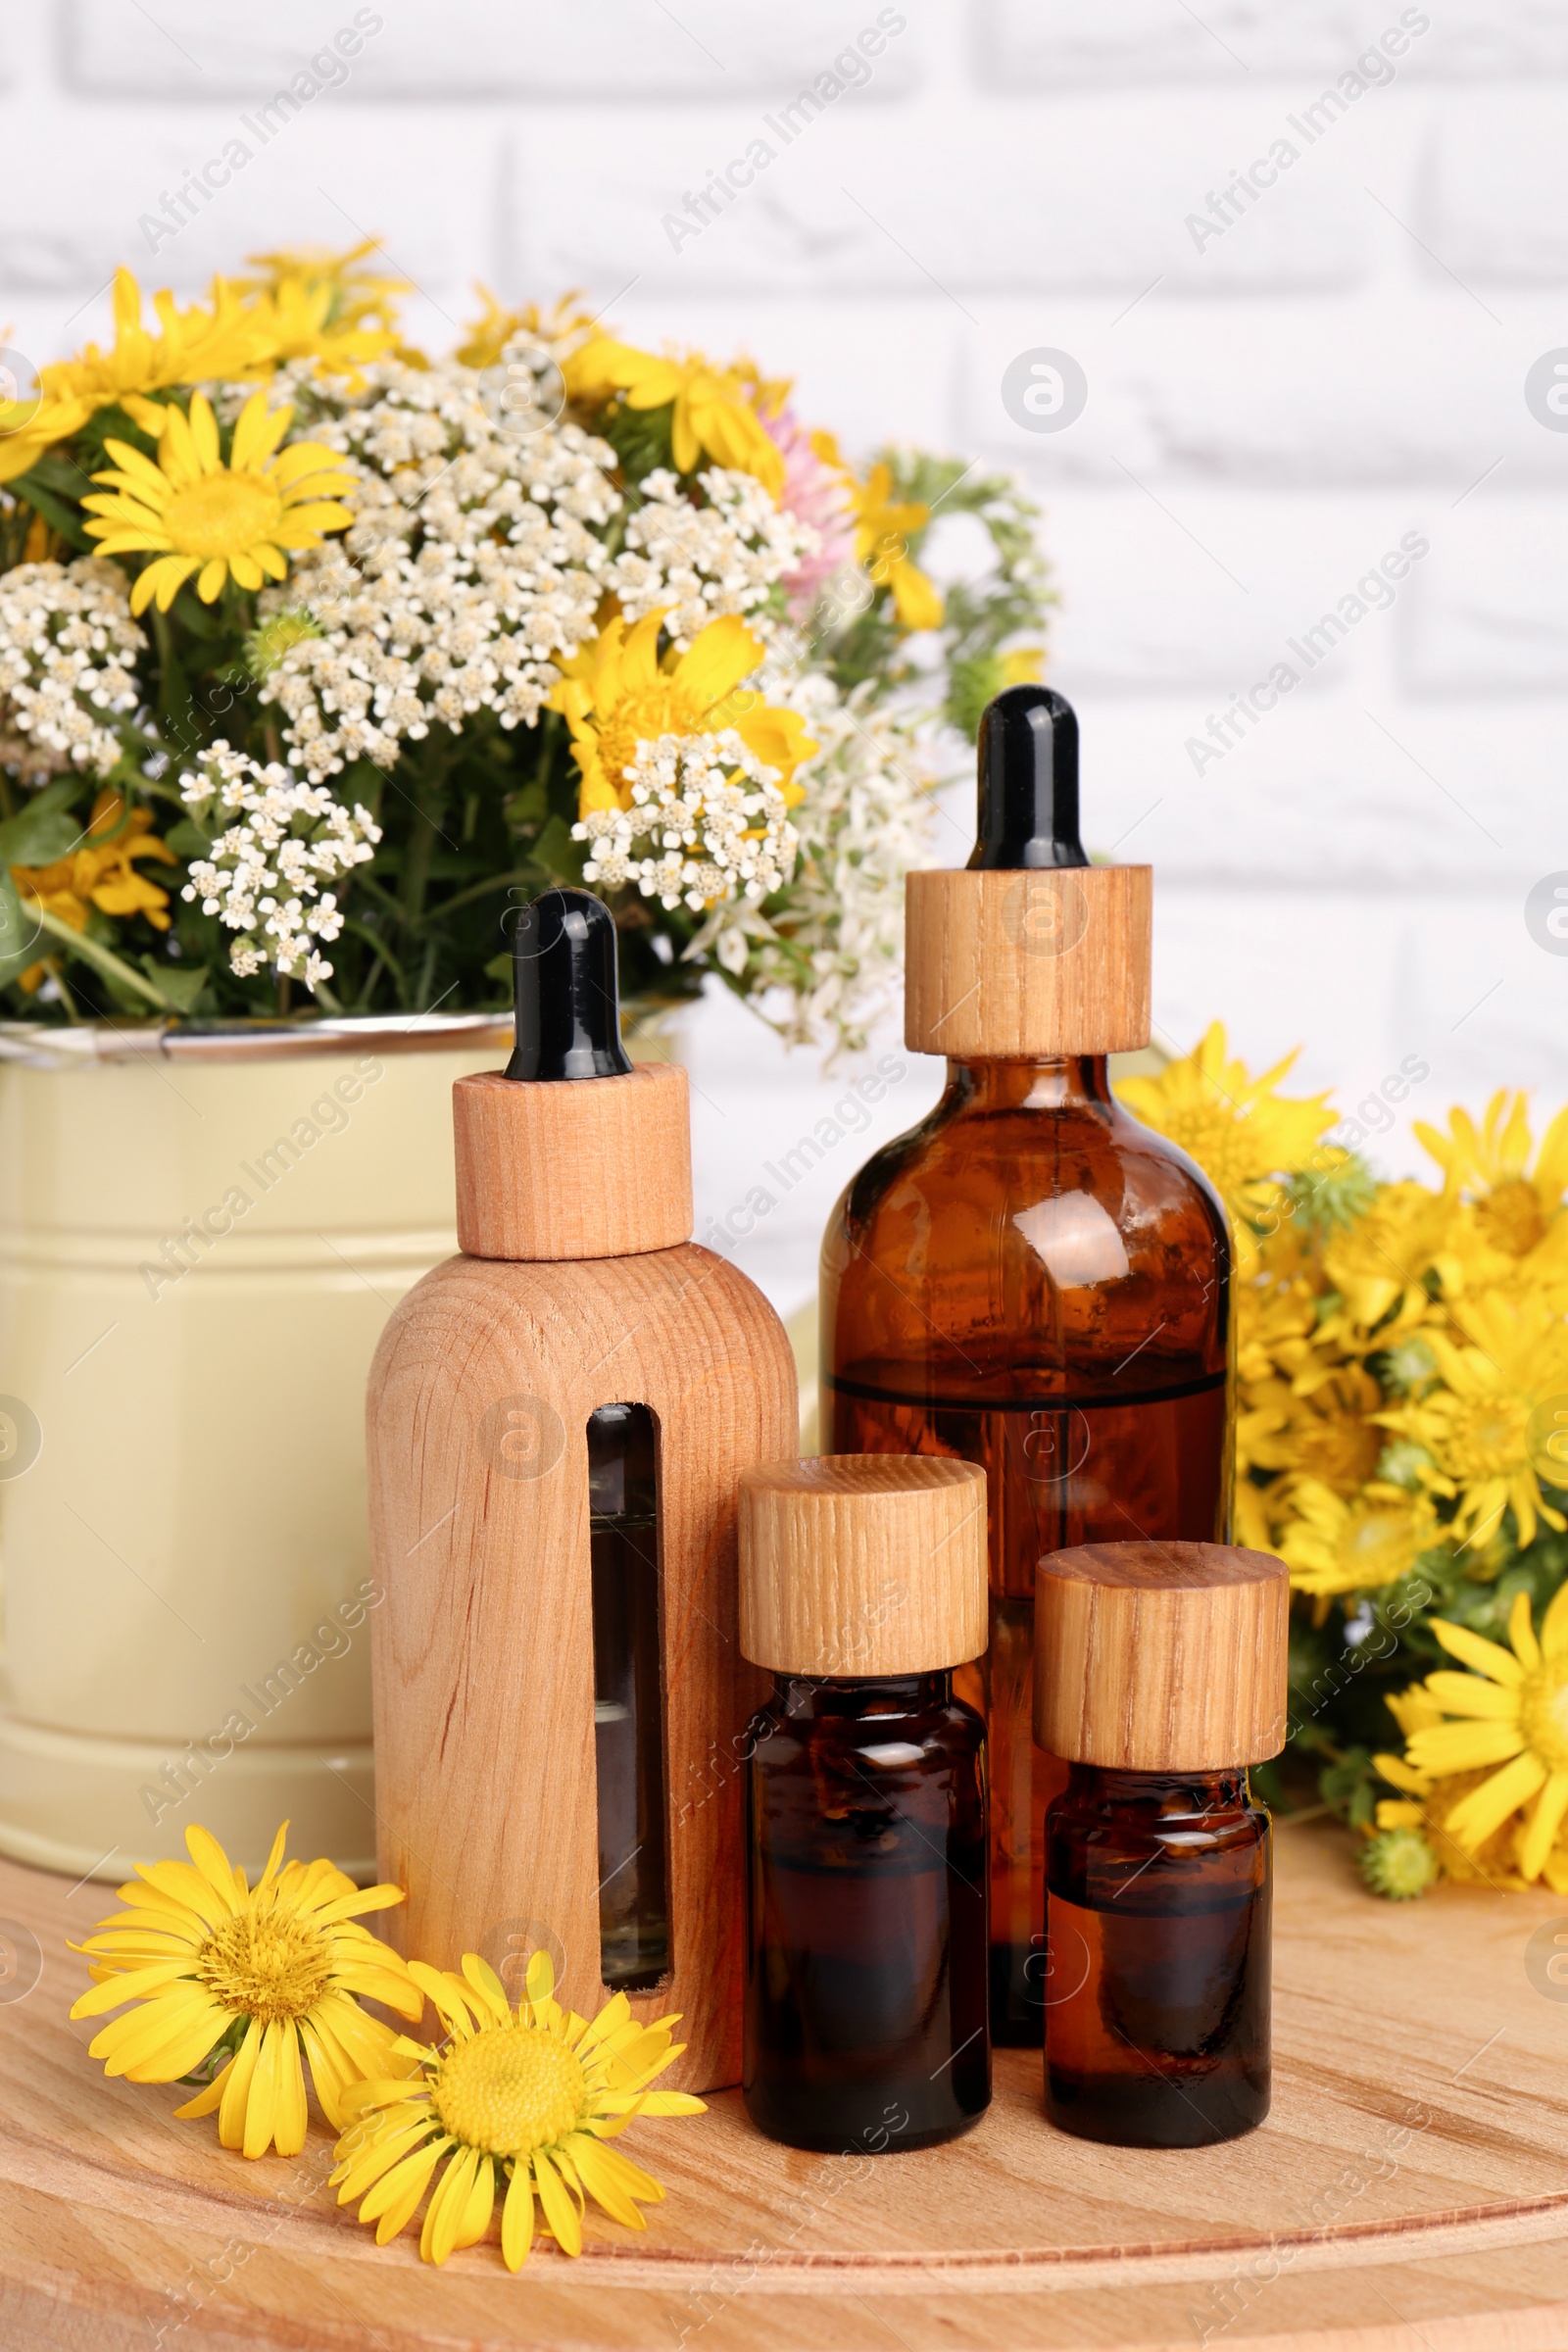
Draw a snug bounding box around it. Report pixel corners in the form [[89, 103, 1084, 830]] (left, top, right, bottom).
[[30, 909, 177, 1010]]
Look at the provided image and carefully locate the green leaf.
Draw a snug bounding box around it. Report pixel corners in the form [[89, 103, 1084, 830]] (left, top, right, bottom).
[[162, 817, 213, 858], [0, 778, 89, 867], [6, 469, 92, 552], [140, 956, 208, 1012], [530, 813, 583, 884]]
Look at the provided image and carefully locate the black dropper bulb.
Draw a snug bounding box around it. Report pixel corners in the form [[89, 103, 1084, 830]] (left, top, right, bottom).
[[967, 684, 1088, 871], [505, 888, 634, 1082]]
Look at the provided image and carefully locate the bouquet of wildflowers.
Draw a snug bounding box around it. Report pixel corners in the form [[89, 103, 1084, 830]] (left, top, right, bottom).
[[1124, 1033, 1568, 1898], [0, 245, 1051, 1048]]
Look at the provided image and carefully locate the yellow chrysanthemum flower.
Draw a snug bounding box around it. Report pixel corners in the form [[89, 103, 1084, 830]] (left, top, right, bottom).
[[1117, 1022, 1337, 1270], [1400, 1589, 1568, 1882], [0, 269, 274, 484], [82, 390, 356, 615], [1416, 1090, 1568, 1260], [12, 787, 176, 987], [548, 609, 816, 818], [848, 455, 944, 631], [457, 285, 595, 368], [1276, 1475, 1439, 1598], [1242, 1365, 1383, 1496], [1313, 1181, 1464, 1348], [564, 336, 786, 503], [68, 1821, 422, 2158], [332, 1947, 704, 2270], [228, 240, 409, 385], [1376, 1290, 1568, 1550]]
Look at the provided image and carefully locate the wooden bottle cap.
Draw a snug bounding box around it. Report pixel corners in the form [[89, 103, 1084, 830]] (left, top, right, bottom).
[[738, 1454, 988, 1676], [453, 1063, 693, 1261], [904, 863, 1151, 1058], [1034, 1541, 1290, 1770]]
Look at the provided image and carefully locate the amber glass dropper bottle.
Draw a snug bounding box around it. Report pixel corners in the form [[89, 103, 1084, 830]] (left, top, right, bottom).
[[1035, 1540, 1288, 2144], [820, 686, 1233, 2046]]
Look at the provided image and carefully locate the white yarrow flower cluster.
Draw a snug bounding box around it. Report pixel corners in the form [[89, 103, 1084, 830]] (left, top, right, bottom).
[[605, 468, 819, 651], [572, 730, 798, 921], [705, 660, 937, 1054], [0, 560, 145, 785], [178, 740, 380, 990], [258, 351, 619, 779]]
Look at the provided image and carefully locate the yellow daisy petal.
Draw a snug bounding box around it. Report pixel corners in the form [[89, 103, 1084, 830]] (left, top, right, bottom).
[[1445, 1750, 1548, 1849], [501, 2160, 536, 2270], [217, 2019, 264, 2151], [361, 2137, 449, 2241], [532, 2147, 581, 2257], [1431, 1619, 1525, 1685], [1407, 1720, 1527, 1776], [1519, 1769, 1568, 1882], [421, 2144, 480, 2266], [1420, 1673, 1522, 1720], [187, 393, 220, 472], [1509, 1590, 1543, 1672]]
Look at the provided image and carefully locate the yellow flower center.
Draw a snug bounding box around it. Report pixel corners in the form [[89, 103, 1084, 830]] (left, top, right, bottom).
[[195, 1910, 331, 2026], [429, 2025, 586, 2157], [1341, 1502, 1424, 1582], [1443, 1392, 1530, 1481], [1294, 1412, 1381, 1494], [1520, 1670, 1568, 1774], [1476, 1179, 1546, 1258], [162, 470, 282, 559], [592, 684, 708, 796]]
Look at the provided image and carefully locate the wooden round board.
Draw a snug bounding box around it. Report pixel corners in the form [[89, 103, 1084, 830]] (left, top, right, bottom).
[[3, 1818, 1568, 2350]]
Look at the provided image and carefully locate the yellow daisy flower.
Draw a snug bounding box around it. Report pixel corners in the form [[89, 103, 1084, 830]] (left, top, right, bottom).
[[228, 240, 409, 386], [847, 455, 944, 631], [564, 336, 786, 502], [0, 269, 273, 483], [1276, 1475, 1439, 1598], [1416, 1090, 1568, 1259], [82, 390, 356, 615], [332, 1947, 704, 2270], [12, 787, 176, 987], [68, 1821, 422, 2158], [1242, 1365, 1384, 1496], [1376, 1290, 1568, 1550], [457, 285, 595, 369], [1117, 1022, 1337, 1270], [1401, 1589, 1568, 1881], [548, 608, 816, 818]]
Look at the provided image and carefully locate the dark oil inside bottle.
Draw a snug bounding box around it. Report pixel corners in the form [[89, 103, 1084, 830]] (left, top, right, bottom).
[[1044, 1765, 1270, 2147], [823, 1055, 1231, 2045], [587, 1402, 668, 1990], [744, 1671, 990, 2153]]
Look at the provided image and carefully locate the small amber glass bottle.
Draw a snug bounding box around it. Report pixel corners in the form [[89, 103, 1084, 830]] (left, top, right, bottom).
[[1034, 1540, 1289, 2147], [738, 1455, 991, 2153], [822, 688, 1232, 2046]]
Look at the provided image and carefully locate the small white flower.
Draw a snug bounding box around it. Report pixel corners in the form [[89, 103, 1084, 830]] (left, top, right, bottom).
[[0, 560, 145, 786], [571, 728, 798, 920], [178, 741, 379, 989]]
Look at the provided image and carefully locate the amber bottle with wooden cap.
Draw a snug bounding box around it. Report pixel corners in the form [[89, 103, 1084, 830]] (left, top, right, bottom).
[[1035, 1540, 1288, 2147], [738, 1455, 990, 2153], [821, 685, 1233, 2045], [367, 889, 797, 2092]]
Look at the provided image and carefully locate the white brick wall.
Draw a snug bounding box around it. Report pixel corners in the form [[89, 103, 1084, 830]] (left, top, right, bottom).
[[5, 0, 1566, 1318]]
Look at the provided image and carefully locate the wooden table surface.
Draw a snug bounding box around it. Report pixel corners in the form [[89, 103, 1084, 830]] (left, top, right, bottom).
[[3, 1817, 1568, 2350]]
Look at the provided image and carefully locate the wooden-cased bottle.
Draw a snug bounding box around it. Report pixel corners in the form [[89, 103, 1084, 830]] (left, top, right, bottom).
[[820, 687, 1233, 2045], [367, 892, 797, 2091]]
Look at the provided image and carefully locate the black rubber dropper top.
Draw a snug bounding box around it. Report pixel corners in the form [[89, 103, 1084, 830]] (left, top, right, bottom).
[[505, 888, 634, 1082], [967, 684, 1088, 870]]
